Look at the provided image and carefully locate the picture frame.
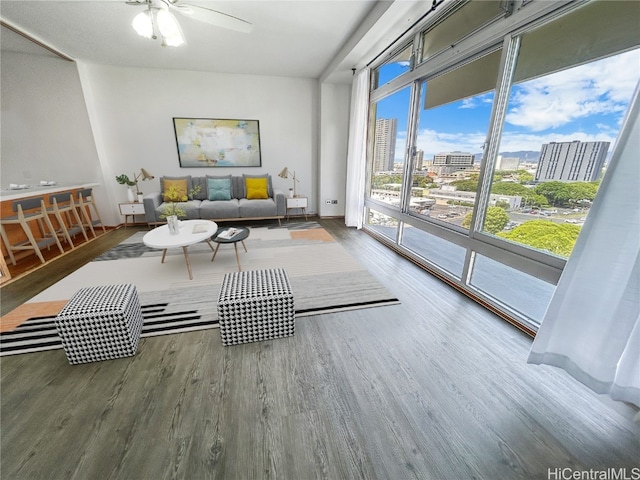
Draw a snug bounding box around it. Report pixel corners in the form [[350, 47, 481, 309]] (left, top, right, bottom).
[[172, 118, 262, 168]]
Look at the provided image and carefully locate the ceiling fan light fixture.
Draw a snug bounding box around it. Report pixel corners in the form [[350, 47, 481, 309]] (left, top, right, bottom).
[[131, 10, 154, 39], [156, 9, 185, 46]]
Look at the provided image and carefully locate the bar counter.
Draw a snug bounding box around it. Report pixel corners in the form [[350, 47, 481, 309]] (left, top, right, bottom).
[[1, 182, 100, 269], [1, 182, 99, 202]]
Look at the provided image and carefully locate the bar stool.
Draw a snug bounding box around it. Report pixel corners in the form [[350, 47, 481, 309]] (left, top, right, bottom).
[[76, 188, 106, 238], [0, 197, 64, 265], [47, 192, 88, 249]]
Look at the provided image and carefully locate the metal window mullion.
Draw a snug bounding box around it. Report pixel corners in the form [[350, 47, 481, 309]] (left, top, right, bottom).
[[460, 35, 520, 285], [400, 81, 422, 214]]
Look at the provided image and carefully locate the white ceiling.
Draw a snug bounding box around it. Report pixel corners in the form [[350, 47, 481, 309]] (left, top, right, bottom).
[[0, 0, 428, 83]]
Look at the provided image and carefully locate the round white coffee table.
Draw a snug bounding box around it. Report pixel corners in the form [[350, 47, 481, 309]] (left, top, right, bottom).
[[143, 219, 218, 280]]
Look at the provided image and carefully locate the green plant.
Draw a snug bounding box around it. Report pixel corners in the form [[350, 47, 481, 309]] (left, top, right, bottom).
[[115, 174, 140, 194], [160, 184, 201, 219]]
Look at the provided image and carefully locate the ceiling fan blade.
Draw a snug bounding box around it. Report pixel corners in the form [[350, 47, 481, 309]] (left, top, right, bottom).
[[170, 2, 253, 34]]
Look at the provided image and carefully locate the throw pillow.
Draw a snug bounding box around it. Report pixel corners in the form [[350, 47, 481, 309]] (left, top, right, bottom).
[[243, 174, 272, 198], [207, 178, 232, 201], [206, 175, 234, 198], [245, 177, 268, 199], [163, 179, 188, 202]]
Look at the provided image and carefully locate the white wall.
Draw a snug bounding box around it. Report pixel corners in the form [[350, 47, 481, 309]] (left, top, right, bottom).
[[318, 82, 350, 217], [1, 51, 104, 189], [78, 64, 318, 224]]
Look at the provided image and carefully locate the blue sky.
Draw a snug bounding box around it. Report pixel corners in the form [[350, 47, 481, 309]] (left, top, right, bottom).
[[376, 48, 640, 161]]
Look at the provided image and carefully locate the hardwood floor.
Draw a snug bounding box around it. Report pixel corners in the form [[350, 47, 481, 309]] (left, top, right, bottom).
[[0, 226, 138, 318], [1, 218, 638, 480]]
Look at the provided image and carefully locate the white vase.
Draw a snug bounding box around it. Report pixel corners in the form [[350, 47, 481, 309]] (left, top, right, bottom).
[[288, 189, 294, 198], [127, 187, 135, 203], [167, 215, 180, 235]]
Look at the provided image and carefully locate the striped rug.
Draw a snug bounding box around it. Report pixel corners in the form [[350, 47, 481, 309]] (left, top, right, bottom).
[[1, 222, 399, 356]]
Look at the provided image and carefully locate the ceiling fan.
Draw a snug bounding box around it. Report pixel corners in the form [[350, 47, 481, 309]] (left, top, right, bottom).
[[126, 0, 253, 46]]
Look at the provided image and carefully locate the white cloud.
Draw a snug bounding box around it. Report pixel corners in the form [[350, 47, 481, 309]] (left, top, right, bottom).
[[505, 49, 640, 131], [412, 129, 487, 158], [460, 98, 476, 109]]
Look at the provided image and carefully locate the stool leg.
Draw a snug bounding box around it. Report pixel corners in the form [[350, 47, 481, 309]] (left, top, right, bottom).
[[241, 240, 247, 253], [41, 211, 65, 254], [20, 220, 46, 264], [161, 249, 167, 263], [0, 225, 17, 265], [54, 211, 75, 248]]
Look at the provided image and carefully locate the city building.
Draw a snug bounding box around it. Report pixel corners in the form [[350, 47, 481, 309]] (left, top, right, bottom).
[[372, 118, 397, 172], [535, 140, 609, 182], [428, 151, 475, 175], [495, 155, 520, 171]]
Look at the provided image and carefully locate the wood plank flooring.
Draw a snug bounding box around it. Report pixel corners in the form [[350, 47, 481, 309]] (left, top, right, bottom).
[[1, 218, 638, 480]]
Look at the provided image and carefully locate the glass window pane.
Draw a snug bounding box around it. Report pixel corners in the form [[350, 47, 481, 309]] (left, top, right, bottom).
[[469, 254, 556, 326], [483, 16, 640, 258], [373, 44, 413, 89], [410, 51, 499, 228], [368, 86, 411, 208], [399, 224, 465, 278], [365, 208, 398, 241]]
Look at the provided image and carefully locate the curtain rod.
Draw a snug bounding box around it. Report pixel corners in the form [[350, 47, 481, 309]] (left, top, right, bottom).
[[1, 20, 74, 62]]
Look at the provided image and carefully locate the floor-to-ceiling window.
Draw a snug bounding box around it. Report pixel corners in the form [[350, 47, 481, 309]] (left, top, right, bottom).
[[361, 0, 640, 332]]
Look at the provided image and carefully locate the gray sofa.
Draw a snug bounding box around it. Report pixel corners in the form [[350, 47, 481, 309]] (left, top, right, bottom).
[[143, 174, 285, 225]]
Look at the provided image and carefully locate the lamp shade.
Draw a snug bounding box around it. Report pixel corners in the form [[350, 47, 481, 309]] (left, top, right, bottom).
[[278, 167, 289, 179], [156, 9, 185, 47], [132, 11, 154, 39], [140, 168, 154, 180]]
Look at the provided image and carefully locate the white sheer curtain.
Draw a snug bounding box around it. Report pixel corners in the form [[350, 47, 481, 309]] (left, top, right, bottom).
[[345, 68, 370, 228], [528, 86, 640, 408]]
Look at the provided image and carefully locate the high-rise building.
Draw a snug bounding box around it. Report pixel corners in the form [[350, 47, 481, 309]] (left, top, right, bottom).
[[535, 140, 609, 182], [428, 151, 474, 175], [495, 155, 520, 171], [373, 118, 397, 172]]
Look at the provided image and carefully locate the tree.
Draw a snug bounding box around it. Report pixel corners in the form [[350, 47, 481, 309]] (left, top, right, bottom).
[[491, 182, 529, 196], [449, 179, 479, 192], [517, 171, 534, 184], [535, 181, 599, 207], [462, 206, 510, 233], [497, 220, 581, 257]]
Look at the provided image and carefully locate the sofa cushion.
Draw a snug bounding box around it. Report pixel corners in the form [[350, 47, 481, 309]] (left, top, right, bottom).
[[239, 198, 277, 217], [200, 199, 240, 219], [207, 177, 232, 201], [245, 177, 268, 199], [161, 176, 193, 201], [191, 177, 207, 201], [242, 174, 273, 198]]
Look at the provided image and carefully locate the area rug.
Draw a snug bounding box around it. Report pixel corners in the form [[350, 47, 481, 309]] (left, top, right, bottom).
[[0, 222, 399, 356]]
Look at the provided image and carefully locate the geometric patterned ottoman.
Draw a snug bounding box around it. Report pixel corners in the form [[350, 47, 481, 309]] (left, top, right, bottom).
[[54, 284, 144, 364], [217, 268, 294, 346]]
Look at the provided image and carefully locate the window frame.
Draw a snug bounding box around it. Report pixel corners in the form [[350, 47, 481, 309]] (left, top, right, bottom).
[[362, 0, 638, 331]]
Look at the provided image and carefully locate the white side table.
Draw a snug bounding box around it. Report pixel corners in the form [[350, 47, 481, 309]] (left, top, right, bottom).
[[119, 202, 146, 227], [286, 196, 308, 220]]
